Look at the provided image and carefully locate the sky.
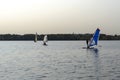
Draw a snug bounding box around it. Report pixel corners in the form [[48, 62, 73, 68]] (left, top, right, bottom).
[[0, 0, 120, 35]]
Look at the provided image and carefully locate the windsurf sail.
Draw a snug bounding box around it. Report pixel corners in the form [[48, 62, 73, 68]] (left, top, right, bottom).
[[43, 35, 48, 45], [43, 35, 47, 42], [34, 32, 37, 42], [88, 28, 100, 47]]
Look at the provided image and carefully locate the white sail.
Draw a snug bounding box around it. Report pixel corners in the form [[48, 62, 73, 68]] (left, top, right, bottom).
[[43, 35, 48, 45], [34, 32, 37, 42], [43, 35, 48, 43]]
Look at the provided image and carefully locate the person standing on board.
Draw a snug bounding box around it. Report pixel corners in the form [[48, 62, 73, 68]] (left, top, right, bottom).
[[86, 39, 89, 48]]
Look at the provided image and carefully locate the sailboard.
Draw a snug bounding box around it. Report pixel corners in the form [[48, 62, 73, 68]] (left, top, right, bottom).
[[83, 28, 100, 49], [34, 32, 37, 42], [43, 35, 48, 45]]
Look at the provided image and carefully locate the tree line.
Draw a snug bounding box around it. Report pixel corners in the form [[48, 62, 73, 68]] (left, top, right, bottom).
[[0, 34, 119, 41]]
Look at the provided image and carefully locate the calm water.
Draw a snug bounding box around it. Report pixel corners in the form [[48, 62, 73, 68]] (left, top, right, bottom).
[[0, 41, 120, 80]]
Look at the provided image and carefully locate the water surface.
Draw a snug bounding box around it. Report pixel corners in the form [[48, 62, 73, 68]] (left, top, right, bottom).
[[0, 41, 119, 80]]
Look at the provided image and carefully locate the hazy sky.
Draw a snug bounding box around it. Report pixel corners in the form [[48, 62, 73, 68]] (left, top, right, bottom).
[[0, 0, 120, 34]]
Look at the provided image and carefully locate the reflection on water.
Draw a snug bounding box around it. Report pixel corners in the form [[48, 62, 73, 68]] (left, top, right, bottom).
[[86, 48, 101, 80], [92, 48, 100, 80]]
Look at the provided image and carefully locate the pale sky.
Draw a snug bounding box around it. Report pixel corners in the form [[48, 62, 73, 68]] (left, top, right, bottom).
[[0, 0, 120, 34]]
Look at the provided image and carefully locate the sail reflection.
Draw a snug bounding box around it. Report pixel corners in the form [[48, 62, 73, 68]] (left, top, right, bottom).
[[87, 48, 101, 80], [93, 49, 100, 80]]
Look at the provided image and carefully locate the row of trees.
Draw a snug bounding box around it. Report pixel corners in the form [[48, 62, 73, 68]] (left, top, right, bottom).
[[0, 34, 119, 40]]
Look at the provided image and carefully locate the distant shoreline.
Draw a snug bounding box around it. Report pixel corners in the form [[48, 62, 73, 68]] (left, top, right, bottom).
[[0, 40, 119, 41], [0, 34, 119, 40]]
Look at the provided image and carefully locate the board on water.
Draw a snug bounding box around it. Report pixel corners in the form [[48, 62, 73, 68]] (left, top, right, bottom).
[[82, 47, 94, 49]]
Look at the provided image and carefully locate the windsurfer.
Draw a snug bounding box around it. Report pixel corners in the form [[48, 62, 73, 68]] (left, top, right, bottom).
[[86, 39, 90, 48]]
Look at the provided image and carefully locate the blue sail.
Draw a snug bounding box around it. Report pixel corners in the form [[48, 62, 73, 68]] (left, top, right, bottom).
[[88, 28, 100, 47]]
